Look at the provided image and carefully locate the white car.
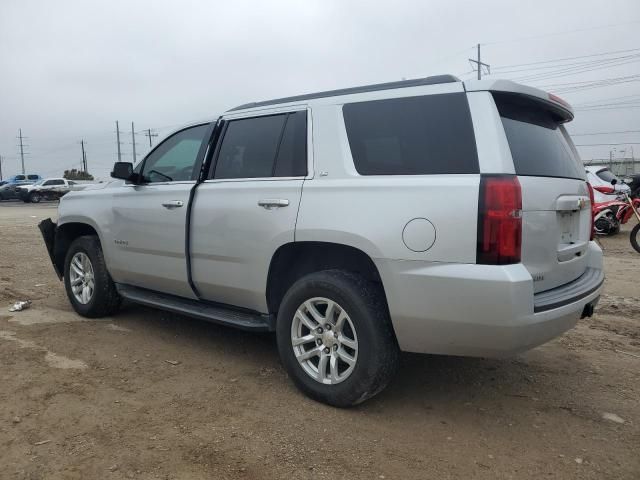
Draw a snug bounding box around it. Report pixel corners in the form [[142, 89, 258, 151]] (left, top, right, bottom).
[[16, 178, 89, 203], [585, 165, 630, 202]]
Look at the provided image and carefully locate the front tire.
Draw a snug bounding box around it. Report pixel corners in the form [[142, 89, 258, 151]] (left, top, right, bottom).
[[631, 223, 640, 253], [29, 192, 41, 203], [276, 270, 399, 407], [64, 235, 121, 318]]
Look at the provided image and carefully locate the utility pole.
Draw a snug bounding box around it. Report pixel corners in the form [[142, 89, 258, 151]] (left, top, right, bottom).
[[469, 43, 490, 80], [131, 122, 137, 164], [116, 121, 122, 162], [0, 155, 3, 181], [80, 140, 87, 173], [18, 128, 26, 174], [144, 128, 158, 148]]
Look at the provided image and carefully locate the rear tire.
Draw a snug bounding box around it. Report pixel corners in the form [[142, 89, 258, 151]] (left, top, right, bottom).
[[631, 223, 640, 254], [64, 235, 121, 318], [276, 270, 399, 407]]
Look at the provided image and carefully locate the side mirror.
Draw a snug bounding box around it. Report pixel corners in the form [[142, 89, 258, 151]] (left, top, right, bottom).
[[111, 162, 134, 181], [611, 178, 618, 186]]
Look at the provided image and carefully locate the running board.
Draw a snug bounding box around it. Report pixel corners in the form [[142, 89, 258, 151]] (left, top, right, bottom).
[[116, 284, 275, 332]]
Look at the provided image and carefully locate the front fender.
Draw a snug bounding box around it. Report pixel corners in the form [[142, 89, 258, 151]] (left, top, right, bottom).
[[38, 218, 62, 279]]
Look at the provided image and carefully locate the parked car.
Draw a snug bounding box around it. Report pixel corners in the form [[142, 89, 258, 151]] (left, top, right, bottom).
[[586, 166, 630, 203], [15, 177, 89, 203], [39, 75, 604, 406], [0, 174, 42, 200]]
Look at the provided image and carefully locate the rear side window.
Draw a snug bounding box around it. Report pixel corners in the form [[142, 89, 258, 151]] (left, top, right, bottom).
[[213, 111, 307, 179], [343, 93, 479, 175], [27, 175, 39, 180], [494, 93, 583, 180]]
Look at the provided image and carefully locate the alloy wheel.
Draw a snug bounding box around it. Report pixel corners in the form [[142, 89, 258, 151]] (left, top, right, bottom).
[[69, 252, 95, 304], [291, 297, 358, 385]]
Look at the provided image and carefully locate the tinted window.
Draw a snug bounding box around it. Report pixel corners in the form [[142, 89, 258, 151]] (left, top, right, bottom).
[[15, 175, 25, 181], [213, 112, 307, 179], [274, 111, 307, 177], [141, 124, 208, 183], [27, 175, 39, 180], [343, 93, 479, 175], [494, 93, 583, 180]]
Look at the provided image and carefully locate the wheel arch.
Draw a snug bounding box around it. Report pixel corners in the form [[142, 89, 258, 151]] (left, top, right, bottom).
[[266, 241, 388, 315], [53, 221, 102, 275]]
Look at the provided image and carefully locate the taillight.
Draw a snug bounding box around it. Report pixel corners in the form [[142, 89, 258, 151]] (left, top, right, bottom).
[[587, 182, 595, 241], [477, 175, 522, 265], [593, 185, 614, 194]]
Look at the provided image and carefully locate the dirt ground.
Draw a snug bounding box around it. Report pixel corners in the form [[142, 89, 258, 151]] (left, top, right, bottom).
[[1, 201, 638, 480]]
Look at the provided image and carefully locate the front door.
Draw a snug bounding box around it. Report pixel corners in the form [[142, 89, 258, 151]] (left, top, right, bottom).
[[109, 124, 210, 298]]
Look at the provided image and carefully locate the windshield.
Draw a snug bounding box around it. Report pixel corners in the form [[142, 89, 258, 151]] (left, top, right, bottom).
[[32, 179, 46, 186]]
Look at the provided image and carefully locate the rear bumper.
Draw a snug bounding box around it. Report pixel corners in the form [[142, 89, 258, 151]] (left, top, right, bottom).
[[376, 241, 604, 357]]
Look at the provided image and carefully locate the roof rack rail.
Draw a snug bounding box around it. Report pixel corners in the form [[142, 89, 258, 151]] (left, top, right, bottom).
[[229, 74, 460, 112]]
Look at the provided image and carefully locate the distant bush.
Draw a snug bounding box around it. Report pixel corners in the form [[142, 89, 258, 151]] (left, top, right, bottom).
[[63, 169, 94, 181]]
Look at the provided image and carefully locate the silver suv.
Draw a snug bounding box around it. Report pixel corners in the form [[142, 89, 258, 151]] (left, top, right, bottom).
[[40, 75, 604, 406]]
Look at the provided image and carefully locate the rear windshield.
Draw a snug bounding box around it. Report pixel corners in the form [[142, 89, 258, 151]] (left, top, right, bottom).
[[493, 93, 584, 180], [596, 168, 617, 183], [343, 93, 479, 175]]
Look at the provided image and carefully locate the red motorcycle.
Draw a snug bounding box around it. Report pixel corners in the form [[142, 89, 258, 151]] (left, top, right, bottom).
[[590, 180, 640, 252]]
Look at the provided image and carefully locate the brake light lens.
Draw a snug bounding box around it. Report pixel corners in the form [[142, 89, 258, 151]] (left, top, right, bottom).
[[587, 182, 595, 241], [593, 185, 614, 194], [477, 175, 522, 265]]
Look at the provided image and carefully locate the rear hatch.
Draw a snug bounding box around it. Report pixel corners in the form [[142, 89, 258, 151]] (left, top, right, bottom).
[[493, 92, 591, 293]]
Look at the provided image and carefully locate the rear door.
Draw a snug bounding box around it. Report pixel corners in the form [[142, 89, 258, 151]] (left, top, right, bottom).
[[492, 92, 590, 293], [190, 109, 308, 312]]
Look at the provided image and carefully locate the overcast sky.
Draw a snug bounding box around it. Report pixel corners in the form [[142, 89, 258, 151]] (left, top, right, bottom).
[[1, 0, 639, 180]]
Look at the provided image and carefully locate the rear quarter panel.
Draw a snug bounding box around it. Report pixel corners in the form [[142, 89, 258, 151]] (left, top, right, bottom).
[[296, 103, 479, 263]]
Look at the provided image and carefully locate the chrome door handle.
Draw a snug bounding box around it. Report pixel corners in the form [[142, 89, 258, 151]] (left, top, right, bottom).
[[258, 198, 289, 209], [162, 200, 184, 209]]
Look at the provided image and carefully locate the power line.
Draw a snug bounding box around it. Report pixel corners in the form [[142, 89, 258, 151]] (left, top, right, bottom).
[[571, 130, 640, 136], [492, 47, 640, 70], [510, 55, 640, 83], [482, 19, 640, 46], [497, 53, 640, 76], [575, 142, 640, 146]]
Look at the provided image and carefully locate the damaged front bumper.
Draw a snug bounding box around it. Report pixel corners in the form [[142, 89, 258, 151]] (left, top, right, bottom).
[[38, 218, 62, 279]]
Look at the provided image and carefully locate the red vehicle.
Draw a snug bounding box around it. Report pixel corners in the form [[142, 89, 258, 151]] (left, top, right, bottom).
[[590, 180, 640, 252]]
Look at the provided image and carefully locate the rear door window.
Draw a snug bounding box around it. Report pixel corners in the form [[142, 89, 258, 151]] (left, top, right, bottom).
[[493, 93, 584, 180], [213, 112, 307, 179], [343, 93, 479, 175]]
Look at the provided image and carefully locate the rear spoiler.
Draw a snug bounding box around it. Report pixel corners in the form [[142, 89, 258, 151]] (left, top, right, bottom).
[[464, 79, 574, 122]]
